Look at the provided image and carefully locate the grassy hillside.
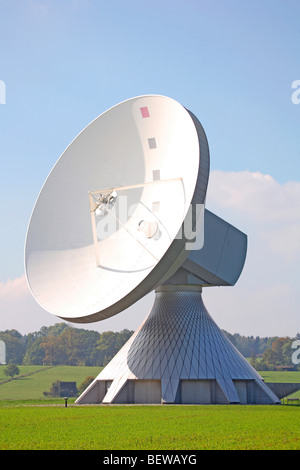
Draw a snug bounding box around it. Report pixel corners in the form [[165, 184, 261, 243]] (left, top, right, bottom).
[[259, 370, 300, 383], [0, 365, 102, 401], [260, 371, 300, 399]]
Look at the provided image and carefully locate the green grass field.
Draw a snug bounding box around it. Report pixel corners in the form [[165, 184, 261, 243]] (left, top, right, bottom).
[[0, 404, 299, 450], [0, 366, 299, 450]]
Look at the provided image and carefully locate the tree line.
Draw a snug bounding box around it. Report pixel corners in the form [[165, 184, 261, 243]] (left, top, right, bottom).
[[0, 323, 299, 371], [0, 323, 133, 367]]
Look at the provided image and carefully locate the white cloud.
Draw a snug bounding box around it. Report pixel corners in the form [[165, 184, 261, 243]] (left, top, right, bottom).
[[0, 275, 58, 333], [204, 170, 300, 337], [0, 276, 27, 299], [207, 170, 300, 226]]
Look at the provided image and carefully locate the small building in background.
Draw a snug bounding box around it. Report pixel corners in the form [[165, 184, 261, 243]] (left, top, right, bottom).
[[59, 382, 77, 397]]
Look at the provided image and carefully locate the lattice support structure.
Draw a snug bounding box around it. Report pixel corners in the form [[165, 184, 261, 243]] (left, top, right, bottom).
[[76, 286, 280, 405]]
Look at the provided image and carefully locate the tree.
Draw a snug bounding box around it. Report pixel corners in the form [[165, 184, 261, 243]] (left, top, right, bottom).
[[41, 335, 67, 365], [96, 329, 133, 366], [59, 328, 99, 366], [258, 337, 296, 370], [46, 323, 69, 337], [249, 351, 259, 370], [4, 364, 20, 379], [0, 330, 26, 364], [78, 376, 95, 396], [23, 337, 45, 365], [43, 380, 61, 397]]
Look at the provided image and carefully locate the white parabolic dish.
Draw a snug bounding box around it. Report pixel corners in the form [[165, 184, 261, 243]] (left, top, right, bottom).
[[25, 95, 210, 323]]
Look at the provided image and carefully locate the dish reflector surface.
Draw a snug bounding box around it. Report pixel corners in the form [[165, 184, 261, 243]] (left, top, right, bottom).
[[25, 95, 209, 322]]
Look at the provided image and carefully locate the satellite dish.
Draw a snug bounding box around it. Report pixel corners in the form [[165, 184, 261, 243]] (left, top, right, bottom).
[[25, 95, 280, 405], [25, 95, 209, 323]]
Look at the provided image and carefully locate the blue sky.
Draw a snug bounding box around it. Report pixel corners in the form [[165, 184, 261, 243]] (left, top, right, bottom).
[[0, 0, 299, 336]]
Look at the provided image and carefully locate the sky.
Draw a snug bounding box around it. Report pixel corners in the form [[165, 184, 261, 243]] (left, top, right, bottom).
[[0, 0, 299, 338]]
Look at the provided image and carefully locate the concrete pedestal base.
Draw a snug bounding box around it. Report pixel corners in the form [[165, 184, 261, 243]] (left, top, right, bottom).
[[76, 287, 280, 405]]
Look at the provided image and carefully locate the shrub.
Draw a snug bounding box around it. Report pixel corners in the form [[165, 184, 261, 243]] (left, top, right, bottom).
[[4, 364, 20, 379], [77, 376, 95, 396]]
